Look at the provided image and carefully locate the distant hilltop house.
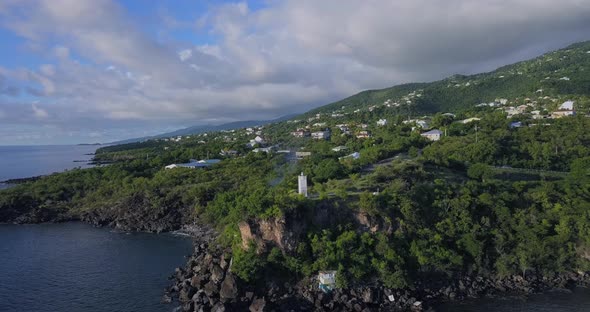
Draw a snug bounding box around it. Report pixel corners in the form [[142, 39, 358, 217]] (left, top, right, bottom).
[[460, 117, 481, 124], [332, 146, 348, 152], [336, 124, 350, 134], [551, 100, 576, 118], [311, 130, 331, 140], [247, 135, 266, 147], [165, 159, 221, 169], [356, 130, 371, 139], [377, 119, 388, 126], [339, 152, 360, 160], [219, 149, 238, 157], [291, 128, 311, 138], [531, 110, 543, 119], [421, 129, 443, 141], [403, 119, 430, 129], [252, 146, 277, 153], [295, 151, 312, 160]]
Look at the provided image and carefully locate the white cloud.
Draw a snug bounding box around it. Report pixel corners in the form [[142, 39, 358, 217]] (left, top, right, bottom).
[[0, 0, 589, 144], [40, 64, 55, 76], [31, 103, 48, 119], [178, 49, 193, 61]]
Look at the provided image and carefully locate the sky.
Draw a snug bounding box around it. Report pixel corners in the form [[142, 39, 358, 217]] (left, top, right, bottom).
[[0, 0, 589, 145]]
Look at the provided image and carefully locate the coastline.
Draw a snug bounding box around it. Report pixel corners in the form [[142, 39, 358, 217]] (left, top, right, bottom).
[[3, 217, 590, 311], [165, 231, 590, 311]]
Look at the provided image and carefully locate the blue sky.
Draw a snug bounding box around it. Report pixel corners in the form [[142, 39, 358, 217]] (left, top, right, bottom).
[[0, 0, 589, 145]]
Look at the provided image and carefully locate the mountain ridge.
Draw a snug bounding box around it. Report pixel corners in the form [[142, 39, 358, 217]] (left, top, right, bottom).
[[302, 40, 590, 118], [111, 114, 297, 144]]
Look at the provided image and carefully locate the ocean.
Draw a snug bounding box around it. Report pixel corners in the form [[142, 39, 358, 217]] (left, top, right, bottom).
[[437, 287, 590, 311], [0, 145, 99, 182], [0, 223, 192, 312]]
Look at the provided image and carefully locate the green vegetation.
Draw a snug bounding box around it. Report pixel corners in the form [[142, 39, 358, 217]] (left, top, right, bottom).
[[2, 41, 590, 290]]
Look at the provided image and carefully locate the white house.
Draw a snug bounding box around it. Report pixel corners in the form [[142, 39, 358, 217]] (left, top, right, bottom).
[[460, 117, 481, 124], [377, 119, 388, 126], [332, 146, 348, 152], [295, 151, 312, 159], [311, 130, 331, 140], [339, 152, 360, 160], [356, 131, 371, 139], [421, 129, 443, 141], [552, 100, 576, 118], [165, 159, 221, 169]]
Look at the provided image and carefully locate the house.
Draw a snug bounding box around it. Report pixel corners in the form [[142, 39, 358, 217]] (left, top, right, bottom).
[[551, 100, 576, 118], [165, 159, 221, 169], [559, 100, 574, 110], [503, 106, 520, 117], [318, 271, 337, 293], [252, 147, 274, 153], [335, 124, 350, 134], [332, 146, 348, 152], [531, 110, 543, 119], [254, 136, 265, 144], [510, 121, 523, 128], [219, 149, 238, 157], [416, 120, 430, 129], [291, 128, 310, 138], [311, 130, 331, 140], [339, 152, 360, 160], [517, 105, 529, 114], [460, 117, 481, 124], [295, 151, 312, 159], [377, 119, 388, 126], [356, 131, 371, 139], [421, 129, 443, 141], [403, 119, 430, 129]]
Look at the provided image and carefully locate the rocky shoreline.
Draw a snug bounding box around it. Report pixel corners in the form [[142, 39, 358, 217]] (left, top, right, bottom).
[[166, 236, 590, 311]]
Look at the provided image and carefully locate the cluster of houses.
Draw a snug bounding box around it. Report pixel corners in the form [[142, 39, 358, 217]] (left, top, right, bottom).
[[477, 97, 578, 120]]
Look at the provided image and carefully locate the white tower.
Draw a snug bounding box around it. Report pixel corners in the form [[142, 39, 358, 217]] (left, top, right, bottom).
[[298, 172, 308, 197]]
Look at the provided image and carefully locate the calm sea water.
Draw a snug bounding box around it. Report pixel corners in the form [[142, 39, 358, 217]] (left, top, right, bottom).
[[0, 145, 100, 181], [437, 287, 590, 311], [0, 223, 192, 312]]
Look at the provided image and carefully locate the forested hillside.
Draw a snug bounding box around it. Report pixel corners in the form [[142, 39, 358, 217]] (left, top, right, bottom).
[[307, 41, 590, 116]]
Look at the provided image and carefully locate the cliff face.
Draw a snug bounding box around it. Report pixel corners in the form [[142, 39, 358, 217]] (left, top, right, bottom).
[[238, 217, 300, 253], [238, 200, 396, 253]]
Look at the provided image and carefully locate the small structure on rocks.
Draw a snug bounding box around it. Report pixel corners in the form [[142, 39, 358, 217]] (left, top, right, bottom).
[[318, 270, 337, 293]]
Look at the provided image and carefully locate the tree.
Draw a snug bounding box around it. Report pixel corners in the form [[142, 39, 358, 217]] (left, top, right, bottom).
[[467, 163, 493, 182]]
